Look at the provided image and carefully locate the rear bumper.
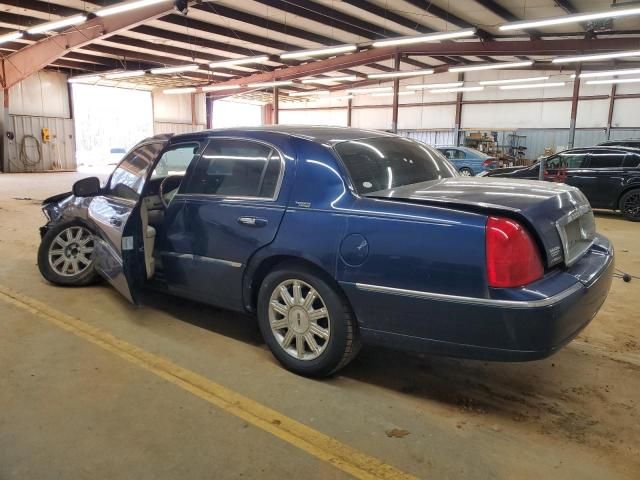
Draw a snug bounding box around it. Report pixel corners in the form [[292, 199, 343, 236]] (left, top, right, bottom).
[[342, 236, 614, 361]]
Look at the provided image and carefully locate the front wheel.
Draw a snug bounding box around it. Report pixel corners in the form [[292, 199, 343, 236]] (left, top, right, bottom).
[[459, 167, 473, 176], [620, 189, 640, 221], [37, 221, 99, 286], [257, 265, 360, 377]]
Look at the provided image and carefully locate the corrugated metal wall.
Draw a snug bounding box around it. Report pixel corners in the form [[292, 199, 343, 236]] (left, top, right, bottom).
[[610, 128, 640, 140], [153, 122, 205, 135], [5, 115, 75, 173], [398, 129, 456, 146]]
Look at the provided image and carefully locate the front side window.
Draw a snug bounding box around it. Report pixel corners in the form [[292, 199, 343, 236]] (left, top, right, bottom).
[[108, 142, 164, 200], [183, 138, 282, 198], [152, 142, 201, 179], [334, 137, 457, 194]]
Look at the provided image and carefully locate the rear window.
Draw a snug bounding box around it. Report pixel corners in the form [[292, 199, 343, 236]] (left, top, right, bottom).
[[623, 154, 640, 168], [334, 137, 457, 194]]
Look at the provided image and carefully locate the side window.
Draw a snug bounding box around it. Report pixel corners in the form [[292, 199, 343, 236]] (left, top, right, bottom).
[[623, 154, 640, 168], [553, 152, 587, 169], [587, 151, 624, 169], [544, 154, 561, 169], [152, 142, 201, 179], [107, 142, 164, 200], [453, 149, 466, 159], [184, 139, 282, 198]]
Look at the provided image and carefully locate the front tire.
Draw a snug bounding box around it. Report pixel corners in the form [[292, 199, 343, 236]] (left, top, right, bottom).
[[257, 264, 360, 377], [620, 189, 640, 221], [37, 221, 99, 286]]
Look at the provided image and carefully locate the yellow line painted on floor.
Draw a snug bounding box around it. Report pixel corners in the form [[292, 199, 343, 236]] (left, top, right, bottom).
[[0, 284, 416, 480]]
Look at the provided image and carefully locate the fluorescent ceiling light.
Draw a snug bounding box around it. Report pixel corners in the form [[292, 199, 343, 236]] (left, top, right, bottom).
[[301, 75, 358, 84], [104, 70, 145, 79], [201, 84, 241, 92], [163, 87, 197, 95], [247, 80, 293, 88], [372, 28, 476, 48], [479, 75, 549, 86], [347, 86, 392, 94], [576, 68, 640, 79], [430, 86, 484, 94], [68, 74, 101, 83], [28, 15, 86, 34], [330, 95, 354, 100], [371, 91, 415, 97], [280, 44, 356, 60], [0, 31, 23, 45], [500, 82, 566, 90], [406, 82, 463, 90], [97, 0, 170, 17], [150, 64, 200, 75], [367, 69, 434, 79], [553, 50, 640, 64], [449, 61, 533, 73], [288, 90, 331, 97], [499, 6, 640, 31], [208, 55, 269, 68], [586, 77, 640, 85]]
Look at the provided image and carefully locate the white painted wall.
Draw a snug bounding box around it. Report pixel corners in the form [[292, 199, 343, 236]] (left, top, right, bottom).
[[152, 90, 206, 128], [278, 70, 640, 133], [9, 71, 70, 118]]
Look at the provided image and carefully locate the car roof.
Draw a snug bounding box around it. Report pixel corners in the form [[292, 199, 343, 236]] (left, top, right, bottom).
[[565, 145, 640, 153], [170, 125, 396, 145]]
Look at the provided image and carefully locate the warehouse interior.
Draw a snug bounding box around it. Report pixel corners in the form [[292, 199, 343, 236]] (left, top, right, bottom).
[[1, 1, 639, 479]]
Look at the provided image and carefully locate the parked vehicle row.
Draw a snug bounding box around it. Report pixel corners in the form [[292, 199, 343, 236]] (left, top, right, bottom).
[[38, 126, 613, 377], [482, 144, 640, 221]]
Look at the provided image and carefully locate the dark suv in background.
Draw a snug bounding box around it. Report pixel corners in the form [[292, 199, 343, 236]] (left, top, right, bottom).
[[598, 139, 640, 149], [482, 146, 640, 221]]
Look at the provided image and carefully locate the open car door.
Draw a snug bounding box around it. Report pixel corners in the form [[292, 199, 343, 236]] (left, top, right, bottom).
[[88, 140, 166, 302]]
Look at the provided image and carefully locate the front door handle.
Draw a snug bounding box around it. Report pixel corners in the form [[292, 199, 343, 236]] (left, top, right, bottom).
[[237, 216, 268, 227]]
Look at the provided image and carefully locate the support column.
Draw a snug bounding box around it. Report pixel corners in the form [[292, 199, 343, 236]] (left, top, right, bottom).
[[273, 86, 279, 125], [454, 73, 464, 146], [190, 93, 196, 127], [605, 83, 617, 140], [347, 97, 352, 127], [205, 95, 213, 129], [568, 65, 581, 148], [391, 52, 400, 133], [1, 88, 9, 172]]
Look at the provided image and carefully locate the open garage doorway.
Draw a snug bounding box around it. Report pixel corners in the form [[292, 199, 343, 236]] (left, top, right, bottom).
[[211, 99, 263, 128], [72, 84, 153, 173]]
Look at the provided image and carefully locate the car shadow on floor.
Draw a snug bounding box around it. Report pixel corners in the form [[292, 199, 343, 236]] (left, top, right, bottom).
[[139, 288, 571, 420]]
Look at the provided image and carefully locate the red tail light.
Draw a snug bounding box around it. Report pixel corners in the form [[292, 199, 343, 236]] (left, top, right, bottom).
[[482, 158, 496, 167], [486, 216, 544, 288]]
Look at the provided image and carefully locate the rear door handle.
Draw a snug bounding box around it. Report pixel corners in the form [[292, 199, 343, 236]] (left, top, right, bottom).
[[237, 216, 268, 227]]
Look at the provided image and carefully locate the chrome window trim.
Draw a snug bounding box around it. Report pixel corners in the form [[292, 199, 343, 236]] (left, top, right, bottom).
[[159, 251, 242, 268], [354, 282, 584, 308], [178, 136, 286, 202], [555, 204, 595, 267]]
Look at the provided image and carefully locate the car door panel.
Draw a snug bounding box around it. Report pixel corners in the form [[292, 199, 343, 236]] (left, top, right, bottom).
[[160, 137, 288, 311], [88, 141, 165, 302]]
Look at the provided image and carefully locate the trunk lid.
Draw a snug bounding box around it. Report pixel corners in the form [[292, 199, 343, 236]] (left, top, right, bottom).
[[369, 177, 595, 268]]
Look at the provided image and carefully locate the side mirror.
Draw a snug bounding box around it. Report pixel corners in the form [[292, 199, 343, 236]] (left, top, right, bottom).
[[72, 177, 101, 197]]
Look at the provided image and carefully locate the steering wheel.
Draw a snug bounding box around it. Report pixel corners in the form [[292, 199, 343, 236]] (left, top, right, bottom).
[[158, 175, 184, 209]]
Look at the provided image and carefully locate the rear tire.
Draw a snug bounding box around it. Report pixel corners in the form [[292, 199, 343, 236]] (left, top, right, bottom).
[[620, 189, 640, 222], [257, 264, 360, 377], [37, 221, 99, 286], [459, 167, 473, 176]]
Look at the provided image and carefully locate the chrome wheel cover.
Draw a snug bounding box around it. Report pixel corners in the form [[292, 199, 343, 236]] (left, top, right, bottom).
[[48, 226, 94, 277], [268, 279, 331, 361], [623, 192, 640, 219], [460, 169, 472, 176]]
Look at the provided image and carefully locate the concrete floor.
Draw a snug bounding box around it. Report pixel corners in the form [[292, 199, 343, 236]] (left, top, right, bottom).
[[1, 172, 639, 479]]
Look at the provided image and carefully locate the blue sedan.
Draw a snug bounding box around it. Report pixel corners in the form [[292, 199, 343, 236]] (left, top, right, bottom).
[[37, 126, 613, 377], [437, 146, 499, 176]]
